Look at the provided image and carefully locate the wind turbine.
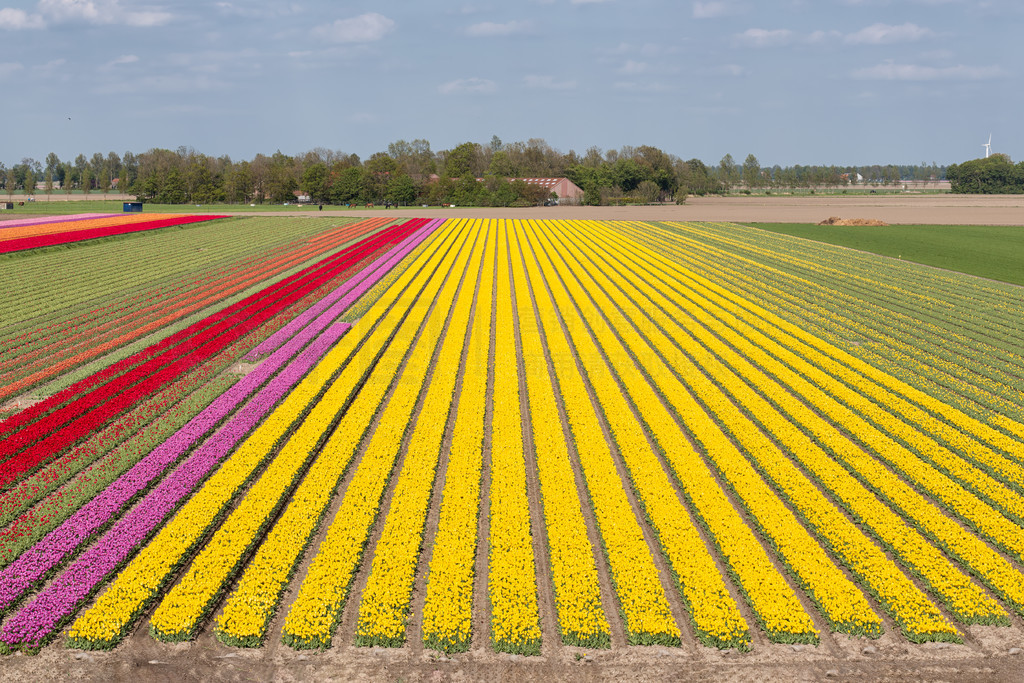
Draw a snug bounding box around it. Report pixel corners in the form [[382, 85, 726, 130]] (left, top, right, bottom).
[[983, 133, 992, 158]]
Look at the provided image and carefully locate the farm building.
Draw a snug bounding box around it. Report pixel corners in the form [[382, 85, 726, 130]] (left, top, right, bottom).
[[513, 177, 584, 202]]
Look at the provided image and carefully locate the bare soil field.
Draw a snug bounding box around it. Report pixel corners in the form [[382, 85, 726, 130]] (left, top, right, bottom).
[[2, 627, 1023, 682], [261, 194, 1024, 226]]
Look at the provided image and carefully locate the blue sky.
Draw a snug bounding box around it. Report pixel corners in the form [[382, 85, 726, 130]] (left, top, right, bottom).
[[0, 0, 1018, 167]]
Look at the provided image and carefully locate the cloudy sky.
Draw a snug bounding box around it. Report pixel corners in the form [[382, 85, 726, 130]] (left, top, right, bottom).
[[0, 0, 1018, 167]]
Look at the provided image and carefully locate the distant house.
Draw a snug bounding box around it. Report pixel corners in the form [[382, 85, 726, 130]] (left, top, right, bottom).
[[461, 176, 583, 202], [515, 177, 583, 202]]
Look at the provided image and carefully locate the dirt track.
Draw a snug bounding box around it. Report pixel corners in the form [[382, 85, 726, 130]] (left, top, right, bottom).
[[245, 194, 1024, 226]]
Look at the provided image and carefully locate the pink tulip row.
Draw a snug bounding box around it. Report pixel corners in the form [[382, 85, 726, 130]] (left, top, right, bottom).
[[0, 218, 442, 648]]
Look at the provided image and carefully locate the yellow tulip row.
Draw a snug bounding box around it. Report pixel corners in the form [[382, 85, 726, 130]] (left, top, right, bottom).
[[210, 220, 472, 648], [65, 219, 466, 649], [478, 220, 543, 654], [637, 227, 1024, 569], [673, 219, 1022, 363], [515, 220, 681, 646], [566, 220, 989, 636], [416, 220, 496, 652], [355, 222, 495, 648], [279, 219, 486, 650], [524, 220, 823, 643], [623, 221, 1024, 434], [588, 220, 1024, 622], [148, 219, 474, 643], [517, 220, 750, 648], [656, 221, 1024, 465], [510, 220, 611, 648]]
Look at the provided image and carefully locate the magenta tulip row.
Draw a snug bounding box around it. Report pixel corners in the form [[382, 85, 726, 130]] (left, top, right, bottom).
[[0, 321, 351, 646], [245, 218, 443, 360], [0, 218, 442, 647]]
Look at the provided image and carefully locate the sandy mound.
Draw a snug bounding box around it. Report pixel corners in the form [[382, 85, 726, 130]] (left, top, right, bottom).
[[818, 216, 889, 226]]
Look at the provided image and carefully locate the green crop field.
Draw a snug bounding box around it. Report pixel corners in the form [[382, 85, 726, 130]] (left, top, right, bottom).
[[749, 222, 1024, 286]]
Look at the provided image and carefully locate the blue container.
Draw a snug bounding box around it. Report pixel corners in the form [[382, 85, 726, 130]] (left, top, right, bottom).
[[123, 202, 143, 213]]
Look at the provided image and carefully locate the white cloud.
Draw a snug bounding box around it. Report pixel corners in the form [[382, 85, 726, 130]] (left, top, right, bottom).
[[523, 74, 576, 90], [845, 22, 933, 44], [0, 61, 24, 77], [734, 28, 793, 47], [616, 59, 649, 75], [106, 54, 139, 67], [715, 63, 746, 76], [806, 29, 842, 43], [613, 81, 674, 92], [693, 1, 740, 18], [438, 77, 497, 94], [38, 0, 172, 27], [214, 2, 299, 18], [852, 61, 1007, 80], [0, 8, 45, 29], [94, 72, 222, 94], [466, 20, 531, 36], [312, 13, 395, 43]]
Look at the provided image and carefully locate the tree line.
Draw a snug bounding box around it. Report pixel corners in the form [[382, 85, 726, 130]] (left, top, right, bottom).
[[0, 137, 951, 206], [946, 155, 1024, 194]]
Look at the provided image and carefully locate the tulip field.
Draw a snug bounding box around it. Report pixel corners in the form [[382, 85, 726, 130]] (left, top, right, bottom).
[[2, 216, 1024, 663]]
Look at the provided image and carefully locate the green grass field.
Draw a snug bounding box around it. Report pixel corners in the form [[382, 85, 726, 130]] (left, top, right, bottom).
[[749, 222, 1024, 287]]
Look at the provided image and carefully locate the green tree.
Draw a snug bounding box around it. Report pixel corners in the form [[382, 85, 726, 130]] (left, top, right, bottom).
[[385, 172, 416, 205], [742, 154, 761, 190], [330, 166, 365, 204], [442, 142, 482, 178], [63, 162, 75, 198], [718, 153, 738, 191], [948, 155, 1024, 193], [301, 162, 331, 203], [488, 150, 517, 177], [44, 152, 60, 199], [635, 179, 660, 203], [225, 161, 254, 203]]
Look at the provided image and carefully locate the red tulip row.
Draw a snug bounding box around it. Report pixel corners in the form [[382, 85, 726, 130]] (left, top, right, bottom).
[[0, 219, 426, 489], [0, 218, 393, 405], [0, 238, 388, 566], [0, 215, 229, 255]]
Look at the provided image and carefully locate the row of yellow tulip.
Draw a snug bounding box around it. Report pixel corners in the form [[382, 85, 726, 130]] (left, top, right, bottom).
[[148, 219, 470, 643], [563, 220, 991, 636], [627, 221, 1024, 433], [521, 220, 827, 643], [657, 221, 1024, 449], [354, 222, 495, 647], [279, 219, 485, 650], [510, 221, 611, 648], [634, 226, 1024, 569], [514, 221, 681, 646], [148, 219, 472, 642], [515, 220, 750, 648], [211, 219, 477, 648], [65, 219, 466, 650], [676, 220, 1024, 369], [417, 221, 497, 653], [586, 220, 1024, 622], [480, 221, 543, 654]]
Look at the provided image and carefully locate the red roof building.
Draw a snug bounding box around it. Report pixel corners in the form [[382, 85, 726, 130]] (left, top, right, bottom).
[[515, 177, 583, 201]]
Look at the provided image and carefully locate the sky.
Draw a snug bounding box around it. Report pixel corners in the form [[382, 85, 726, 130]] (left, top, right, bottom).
[[0, 0, 1019, 168]]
